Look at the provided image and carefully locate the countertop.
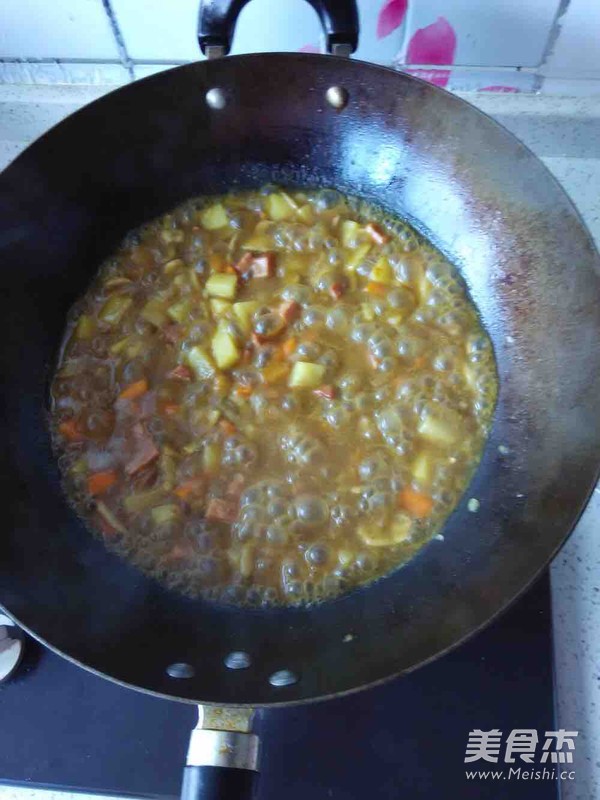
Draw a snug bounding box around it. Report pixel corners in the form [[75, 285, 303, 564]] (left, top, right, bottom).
[[0, 86, 599, 800]]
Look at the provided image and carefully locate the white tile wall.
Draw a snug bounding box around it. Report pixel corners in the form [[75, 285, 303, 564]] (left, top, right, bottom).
[[543, 0, 600, 79], [399, 0, 560, 68], [0, 0, 120, 60]]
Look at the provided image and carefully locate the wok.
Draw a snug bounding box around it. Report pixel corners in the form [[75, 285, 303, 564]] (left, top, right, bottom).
[[1, 1, 600, 798]]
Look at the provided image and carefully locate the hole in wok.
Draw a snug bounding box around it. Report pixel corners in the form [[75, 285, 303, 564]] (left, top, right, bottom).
[[166, 662, 195, 679]]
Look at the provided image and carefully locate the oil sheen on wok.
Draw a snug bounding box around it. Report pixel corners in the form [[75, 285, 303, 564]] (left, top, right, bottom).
[[51, 187, 498, 606]]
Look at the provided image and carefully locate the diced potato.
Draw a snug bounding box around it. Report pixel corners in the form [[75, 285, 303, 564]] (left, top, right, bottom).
[[206, 273, 238, 300], [151, 504, 181, 526], [210, 298, 232, 319], [75, 314, 95, 340], [369, 257, 394, 285], [141, 298, 168, 327], [124, 487, 165, 514], [233, 300, 259, 334], [361, 302, 376, 322], [241, 220, 273, 251], [167, 298, 194, 323], [417, 407, 463, 446], [99, 295, 132, 325], [160, 229, 185, 244], [266, 193, 296, 221], [288, 361, 326, 389], [186, 345, 216, 380], [164, 258, 185, 275], [211, 328, 241, 370], [411, 451, 433, 486], [358, 514, 413, 547], [341, 220, 361, 248], [110, 335, 133, 355], [345, 242, 371, 271], [240, 543, 255, 577], [297, 204, 315, 225], [200, 203, 228, 230], [203, 441, 221, 474]]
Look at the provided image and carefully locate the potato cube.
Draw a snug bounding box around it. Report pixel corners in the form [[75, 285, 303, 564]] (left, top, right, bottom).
[[233, 301, 259, 334], [200, 203, 228, 230], [211, 329, 241, 370], [206, 273, 238, 300], [186, 346, 215, 380], [288, 361, 326, 389]]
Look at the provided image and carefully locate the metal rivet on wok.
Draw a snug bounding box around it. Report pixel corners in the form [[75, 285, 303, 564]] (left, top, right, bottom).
[[167, 662, 195, 679], [269, 669, 298, 687], [224, 651, 251, 670], [325, 86, 348, 110], [206, 87, 226, 110]]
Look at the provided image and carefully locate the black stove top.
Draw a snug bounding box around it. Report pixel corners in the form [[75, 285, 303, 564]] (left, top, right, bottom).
[[0, 574, 557, 799]]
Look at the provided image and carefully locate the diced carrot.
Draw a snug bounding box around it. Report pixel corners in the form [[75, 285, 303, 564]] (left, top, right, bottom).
[[224, 265, 237, 274], [397, 488, 434, 519], [87, 470, 118, 496], [313, 385, 336, 400], [329, 281, 346, 300], [162, 403, 180, 416], [119, 379, 148, 401], [219, 418, 237, 436], [235, 384, 253, 398], [167, 365, 192, 381], [209, 253, 226, 272], [206, 497, 238, 523], [59, 418, 84, 442], [282, 336, 297, 358], [279, 301, 301, 324], [174, 475, 206, 500], [365, 281, 387, 296], [365, 222, 390, 245]]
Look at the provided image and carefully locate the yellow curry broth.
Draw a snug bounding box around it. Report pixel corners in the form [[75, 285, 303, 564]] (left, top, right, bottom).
[[51, 187, 497, 605]]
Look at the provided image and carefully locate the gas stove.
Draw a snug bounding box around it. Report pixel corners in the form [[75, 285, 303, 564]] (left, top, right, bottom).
[[0, 574, 556, 799]]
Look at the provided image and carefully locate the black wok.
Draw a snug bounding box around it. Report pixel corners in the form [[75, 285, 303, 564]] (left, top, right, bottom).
[[1, 1, 600, 798]]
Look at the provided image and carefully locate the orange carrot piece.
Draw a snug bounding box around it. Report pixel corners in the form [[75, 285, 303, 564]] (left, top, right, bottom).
[[209, 253, 226, 272], [174, 476, 205, 500], [162, 403, 180, 416], [398, 488, 434, 518], [235, 384, 253, 398], [119, 378, 148, 401], [87, 470, 118, 496], [58, 418, 84, 442], [282, 336, 297, 358], [365, 281, 387, 297], [219, 418, 237, 436]]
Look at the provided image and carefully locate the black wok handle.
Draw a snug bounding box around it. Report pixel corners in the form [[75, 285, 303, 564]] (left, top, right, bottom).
[[181, 727, 260, 800], [198, 0, 359, 56], [182, 766, 257, 800]]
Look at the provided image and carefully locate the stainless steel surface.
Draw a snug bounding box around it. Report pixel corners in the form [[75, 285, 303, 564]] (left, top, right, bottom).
[[187, 705, 259, 770]]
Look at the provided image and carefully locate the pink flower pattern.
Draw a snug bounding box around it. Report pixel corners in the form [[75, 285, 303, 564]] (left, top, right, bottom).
[[377, 0, 408, 40]]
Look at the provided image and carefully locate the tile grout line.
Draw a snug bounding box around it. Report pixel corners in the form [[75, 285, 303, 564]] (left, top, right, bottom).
[[100, 0, 134, 80], [534, 0, 572, 92]]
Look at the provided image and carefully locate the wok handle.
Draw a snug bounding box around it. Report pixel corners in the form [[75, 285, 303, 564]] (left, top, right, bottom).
[[181, 728, 260, 800], [181, 766, 257, 800], [198, 0, 359, 56]]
